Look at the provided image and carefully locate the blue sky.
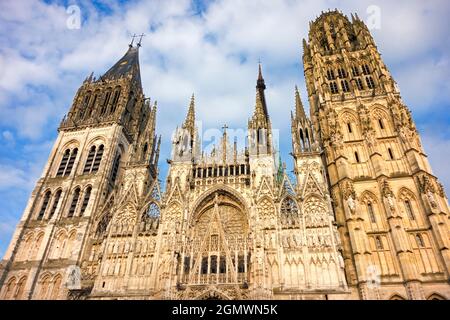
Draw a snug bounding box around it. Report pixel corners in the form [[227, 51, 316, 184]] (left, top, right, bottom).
[[0, 0, 449, 257]]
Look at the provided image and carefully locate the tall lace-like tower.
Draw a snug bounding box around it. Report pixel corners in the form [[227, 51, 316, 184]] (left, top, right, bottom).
[[0, 42, 161, 300], [303, 10, 450, 299]]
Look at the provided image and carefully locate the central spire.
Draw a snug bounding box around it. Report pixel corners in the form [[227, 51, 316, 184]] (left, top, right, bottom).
[[256, 63, 269, 117]]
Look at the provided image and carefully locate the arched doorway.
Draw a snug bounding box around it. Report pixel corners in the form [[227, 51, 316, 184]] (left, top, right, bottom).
[[179, 190, 250, 287]]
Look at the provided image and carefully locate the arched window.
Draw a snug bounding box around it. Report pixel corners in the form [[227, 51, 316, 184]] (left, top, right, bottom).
[[91, 144, 104, 173], [48, 190, 62, 219], [110, 88, 121, 114], [351, 66, 360, 76], [50, 275, 62, 300], [337, 68, 347, 78], [37, 191, 51, 220], [57, 148, 78, 177], [367, 202, 376, 223], [326, 69, 335, 80], [341, 80, 350, 92], [110, 154, 121, 183], [2, 277, 16, 300], [67, 188, 80, 218], [66, 148, 77, 176], [80, 187, 91, 216], [56, 149, 70, 176], [404, 200, 415, 220], [362, 64, 371, 75], [146, 203, 160, 218], [415, 233, 425, 247], [100, 90, 111, 115], [354, 151, 360, 163], [305, 128, 311, 150], [280, 197, 299, 227], [299, 128, 305, 151], [201, 256, 208, 274], [355, 78, 364, 90], [347, 122, 352, 133], [83, 146, 96, 174], [87, 93, 98, 118], [366, 76, 375, 89], [329, 81, 338, 94], [15, 277, 27, 300], [378, 118, 384, 129], [388, 148, 394, 160]]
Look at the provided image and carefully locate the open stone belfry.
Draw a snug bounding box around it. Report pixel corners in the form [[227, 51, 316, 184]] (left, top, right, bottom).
[[0, 10, 449, 300]]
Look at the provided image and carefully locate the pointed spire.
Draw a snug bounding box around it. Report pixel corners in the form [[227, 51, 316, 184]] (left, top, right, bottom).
[[255, 63, 268, 117], [150, 100, 157, 129], [153, 135, 161, 166], [102, 42, 142, 88], [183, 93, 195, 134], [295, 85, 307, 120], [257, 62, 266, 90]]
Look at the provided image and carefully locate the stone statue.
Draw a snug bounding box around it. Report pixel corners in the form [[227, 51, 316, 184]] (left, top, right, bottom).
[[347, 196, 356, 213], [427, 190, 438, 208], [66, 266, 81, 290]]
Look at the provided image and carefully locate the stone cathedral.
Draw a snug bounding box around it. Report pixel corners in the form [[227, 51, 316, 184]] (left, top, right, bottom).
[[0, 10, 449, 300]]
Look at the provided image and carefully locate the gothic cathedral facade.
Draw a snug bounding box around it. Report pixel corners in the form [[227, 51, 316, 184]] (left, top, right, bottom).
[[0, 10, 449, 300]]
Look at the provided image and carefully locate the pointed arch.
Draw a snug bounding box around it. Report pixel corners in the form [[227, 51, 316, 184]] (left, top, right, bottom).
[[19, 231, 34, 261], [50, 274, 63, 300], [280, 196, 300, 228], [15, 276, 27, 300], [190, 185, 250, 220], [398, 187, 420, 221], [1, 276, 17, 299], [38, 274, 52, 299], [37, 190, 52, 220], [360, 190, 381, 224], [389, 293, 406, 300], [48, 189, 62, 219], [370, 104, 393, 136], [427, 293, 446, 300], [31, 232, 44, 260], [303, 195, 329, 228]]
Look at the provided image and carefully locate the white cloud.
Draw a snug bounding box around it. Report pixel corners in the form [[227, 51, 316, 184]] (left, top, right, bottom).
[[0, 165, 30, 190]]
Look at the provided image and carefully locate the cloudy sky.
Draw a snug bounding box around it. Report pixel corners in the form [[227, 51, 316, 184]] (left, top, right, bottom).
[[0, 0, 449, 257]]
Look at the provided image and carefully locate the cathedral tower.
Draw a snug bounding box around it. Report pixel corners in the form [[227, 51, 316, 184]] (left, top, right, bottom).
[[0, 41, 161, 300], [303, 10, 450, 299]]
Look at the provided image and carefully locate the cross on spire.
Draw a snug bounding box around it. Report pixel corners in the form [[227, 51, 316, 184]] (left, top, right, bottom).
[[129, 33, 138, 47], [137, 33, 145, 47]]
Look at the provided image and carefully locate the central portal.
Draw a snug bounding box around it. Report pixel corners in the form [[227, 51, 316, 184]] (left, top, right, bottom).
[[179, 190, 250, 286]]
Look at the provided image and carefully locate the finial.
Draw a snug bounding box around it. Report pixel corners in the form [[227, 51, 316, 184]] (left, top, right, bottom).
[[137, 33, 145, 47], [258, 60, 263, 80], [295, 85, 306, 120], [129, 33, 137, 47]]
